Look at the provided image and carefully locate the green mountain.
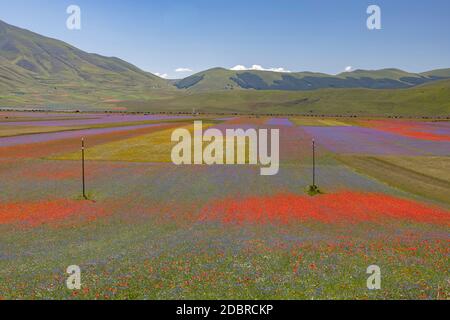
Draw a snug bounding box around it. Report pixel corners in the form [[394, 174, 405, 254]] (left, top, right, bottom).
[[420, 68, 450, 79], [0, 19, 168, 92], [0, 19, 449, 116], [337, 68, 419, 80], [175, 67, 450, 92], [1, 18, 449, 95]]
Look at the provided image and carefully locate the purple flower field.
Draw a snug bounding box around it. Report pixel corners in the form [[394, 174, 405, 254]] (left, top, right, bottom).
[[303, 126, 450, 156], [266, 118, 294, 126]]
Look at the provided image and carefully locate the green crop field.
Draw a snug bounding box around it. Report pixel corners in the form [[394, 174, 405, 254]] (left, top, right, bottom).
[[337, 155, 450, 206]]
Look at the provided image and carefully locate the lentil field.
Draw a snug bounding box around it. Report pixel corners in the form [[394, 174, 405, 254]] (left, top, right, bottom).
[[0, 112, 449, 300]]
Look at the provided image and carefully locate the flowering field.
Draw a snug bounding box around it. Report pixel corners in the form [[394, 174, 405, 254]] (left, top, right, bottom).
[[360, 119, 450, 141], [0, 113, 449, 299]]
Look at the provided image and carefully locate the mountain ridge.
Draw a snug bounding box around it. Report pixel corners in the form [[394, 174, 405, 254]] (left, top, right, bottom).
[[0, 19, 449, 117], [175, 67, 450, 92], [0, 19, 168, 91], [1, 19, 449, 94]]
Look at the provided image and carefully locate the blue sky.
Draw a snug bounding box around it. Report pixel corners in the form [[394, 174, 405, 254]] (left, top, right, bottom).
[[1, 0, 449, 78]]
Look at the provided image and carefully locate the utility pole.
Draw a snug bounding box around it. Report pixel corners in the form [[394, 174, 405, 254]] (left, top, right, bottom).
[[312, 139, 316, 187], [81, 137, 86, 199]]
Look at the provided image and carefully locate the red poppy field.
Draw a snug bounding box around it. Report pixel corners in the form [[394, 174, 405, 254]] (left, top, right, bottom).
[[0, 113, 449, 299], [198, 192, 450, 225]]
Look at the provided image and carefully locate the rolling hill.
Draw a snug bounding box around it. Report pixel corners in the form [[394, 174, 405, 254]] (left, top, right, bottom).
[[2, 17, 447, 94], [175, 67, 450, 92], [117, 79, 450, 117], [0, 19, 168, 92], [0, 19, 449, 116]]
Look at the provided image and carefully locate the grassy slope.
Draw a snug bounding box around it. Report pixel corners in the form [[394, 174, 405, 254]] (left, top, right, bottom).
[[420, 68, 450, 78], [175, 67, 450, 92], [116, 79, 450, 116], [2, 78, 449, 116], [0, 19, 170, 93], [337, 68, 420, 80], [175, 68, 329, 91]]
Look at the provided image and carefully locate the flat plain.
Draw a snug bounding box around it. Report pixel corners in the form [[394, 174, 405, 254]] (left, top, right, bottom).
[[0, 112, 449, 299]]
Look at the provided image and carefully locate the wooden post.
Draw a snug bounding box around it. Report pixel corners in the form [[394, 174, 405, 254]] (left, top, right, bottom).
[[312, 139, 316, 187], [81, 137, 86, 199]]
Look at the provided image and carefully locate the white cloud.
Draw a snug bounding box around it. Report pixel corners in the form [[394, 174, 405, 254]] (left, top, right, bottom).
[[230, 65, 247, 71], [155, 72, 169, 79], [230, 64, 291, 73], [175, 67, 193, 72], [344, 66, 354, 72]]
